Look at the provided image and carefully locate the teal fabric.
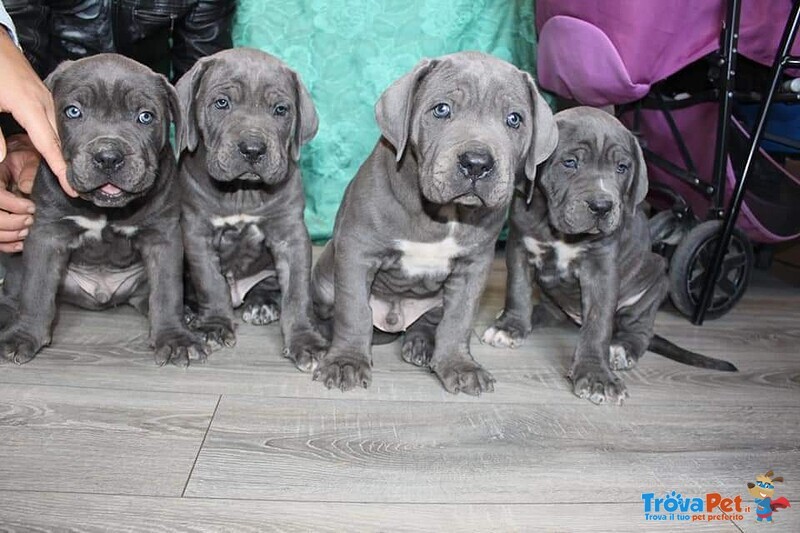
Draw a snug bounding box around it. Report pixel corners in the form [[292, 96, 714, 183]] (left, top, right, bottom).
[[233, 1, 538, 240]]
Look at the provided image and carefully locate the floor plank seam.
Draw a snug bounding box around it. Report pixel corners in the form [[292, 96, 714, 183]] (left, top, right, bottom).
[[729, 517, 745, 533], [181, 394, 222, 498], [0, 489, 656, 506], [0, 379, 222, 397], [1, 378, 796, 407]]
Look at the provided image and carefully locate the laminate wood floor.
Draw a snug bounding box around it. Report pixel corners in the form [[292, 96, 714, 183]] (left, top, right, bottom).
[[0, 252, 798, 532]]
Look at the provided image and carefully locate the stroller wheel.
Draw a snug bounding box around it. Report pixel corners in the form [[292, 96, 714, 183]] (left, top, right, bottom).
[[668, 221, 753, 320]]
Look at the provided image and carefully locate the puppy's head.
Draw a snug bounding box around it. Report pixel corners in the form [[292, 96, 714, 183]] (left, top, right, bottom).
[[46, 54, 180, 208], [176, 48, 318, 185], [537, 108, 647, 236], [375, 52, 557, 209]]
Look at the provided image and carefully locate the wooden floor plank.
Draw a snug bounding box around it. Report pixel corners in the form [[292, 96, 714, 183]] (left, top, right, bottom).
[[0, 302, 796, 406], [184, 395, 800, 505], [0, 253, 796, 530], [0, 384, 218, 496], [0, 492, 747, 532]]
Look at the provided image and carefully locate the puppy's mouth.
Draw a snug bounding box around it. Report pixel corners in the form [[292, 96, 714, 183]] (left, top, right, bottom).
[[451, 191, 486, 207], [98, 183, 125, 198], [81, 182, 137, 207], [232, 172, 263, 182]]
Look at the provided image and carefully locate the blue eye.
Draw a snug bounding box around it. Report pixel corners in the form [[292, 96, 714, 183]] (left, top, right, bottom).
[[506, 112, 522, 129], [562, 158, 577, 169], [137, 111, 154, 125], [617, 163, 630, 174], [273, 104, 289, 116], [432, 103, 451, 119], [64, 105, 82, 119], [214, 98, 230, 110]]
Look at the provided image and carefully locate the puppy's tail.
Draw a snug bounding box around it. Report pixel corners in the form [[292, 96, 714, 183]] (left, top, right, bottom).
[[648, 334, 738, 372]]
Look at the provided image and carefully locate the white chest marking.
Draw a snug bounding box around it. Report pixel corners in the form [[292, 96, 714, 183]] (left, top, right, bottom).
[[64, 215, 107, 241], [211, 214, 263, 228], [618, 289, 647, 310], [552, 241, 584, 273], [522, 237, 546, 268], [395, 236, 464, 277], [112, 225, 139, 237]]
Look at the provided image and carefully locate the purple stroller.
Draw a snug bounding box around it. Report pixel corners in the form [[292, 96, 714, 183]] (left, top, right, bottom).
[[536, 0, 800, 321]]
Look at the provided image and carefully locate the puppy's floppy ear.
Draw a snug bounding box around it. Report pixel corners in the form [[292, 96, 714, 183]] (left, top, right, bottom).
[[157, 74, 182, 152], [375, 58, 438, 163], [290, 71, 319, 161], [626, 132, 649, 210], [175, 57, 213, 154], [43, 60, 75, 92], [522, 71, 558, 185]]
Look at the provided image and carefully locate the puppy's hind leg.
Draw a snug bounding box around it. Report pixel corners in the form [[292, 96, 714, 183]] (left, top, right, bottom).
[[482, 226, 534, 348], [530, 293, 569, 329], [241, 279, 281, 326], [0, 253, 23, 329], [401, 306, 443, 368], [609, 276, 667, 371]]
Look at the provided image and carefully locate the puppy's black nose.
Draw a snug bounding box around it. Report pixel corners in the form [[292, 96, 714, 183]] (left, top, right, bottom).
[[587, 199, 614, 217], [92, 148, 125, 172], [458, 151, 495, 179], [238, 139, 267, 163]]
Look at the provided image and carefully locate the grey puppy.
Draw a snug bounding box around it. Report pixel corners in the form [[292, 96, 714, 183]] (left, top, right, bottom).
[[177, 48, 327, 369], [0, 54, 206, 366], [311, 52, 558, 394], [483, 107, 736, 405]]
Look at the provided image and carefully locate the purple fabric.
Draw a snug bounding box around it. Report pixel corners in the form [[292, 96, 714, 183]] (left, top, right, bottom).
[[536, 0, 800, 105], [537, 0, 800, 243], [619, 104, 800, 243]]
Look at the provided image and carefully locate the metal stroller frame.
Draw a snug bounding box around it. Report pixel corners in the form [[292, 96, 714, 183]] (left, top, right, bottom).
[[695, 0, 800, 324], [617, 0, 800, 323]]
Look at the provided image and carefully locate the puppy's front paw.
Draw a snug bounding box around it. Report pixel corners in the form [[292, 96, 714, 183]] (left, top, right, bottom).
[[284, 328, 327, 372], [192, 316, 237, 351], [242, 302, 280, 325], [432, 357, 495, 396], [569, 361, 628, 405], [313, 352, 372, 391], [481, 314, 530, 349], [608, 344, 636, 371], [0, 325, 47, 365], [153, 329, 209, 367], [401, 330, 434, 367]]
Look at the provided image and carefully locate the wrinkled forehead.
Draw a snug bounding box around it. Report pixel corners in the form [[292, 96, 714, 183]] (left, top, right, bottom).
[[555, 117, 633, 160], [56, 69, 165, 111], [416, 58, 528, 109], [198, 59, 295, 101]]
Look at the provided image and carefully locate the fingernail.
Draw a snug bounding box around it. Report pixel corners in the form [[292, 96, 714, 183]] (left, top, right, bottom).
[[18, 229, 28, 238], [24, 216, 33, 226], [14, 242, 23, 252], [27, 205, 36, 214]]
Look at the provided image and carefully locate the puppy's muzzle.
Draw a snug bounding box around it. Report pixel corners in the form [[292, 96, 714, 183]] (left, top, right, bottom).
[[586, 198, 613, 219], [91, 144, 125, 174], [457, 149, 495, 181], [237, 136, 268, 164]]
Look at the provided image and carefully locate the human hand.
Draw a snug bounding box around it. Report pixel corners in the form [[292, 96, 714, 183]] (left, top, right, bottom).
[[0, 29, 76, 198], [0, 134, 36, 252]]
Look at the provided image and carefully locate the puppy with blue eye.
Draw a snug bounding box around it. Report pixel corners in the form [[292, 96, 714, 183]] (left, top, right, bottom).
[[483, 107, 736, 405], [311, 52, 558, 394], [0, 54, 206, 366], [177, 48, 327, 369]]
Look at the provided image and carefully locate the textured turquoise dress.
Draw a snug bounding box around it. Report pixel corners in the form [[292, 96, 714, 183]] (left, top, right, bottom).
[[233, 1, 538, 239]]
